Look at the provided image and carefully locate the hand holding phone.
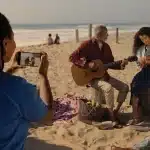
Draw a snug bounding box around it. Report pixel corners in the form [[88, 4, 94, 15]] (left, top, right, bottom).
[[13, 51, 49, 76], [10, 51, 20, 67], [6, 51, 24, 74], [39, 52, 49, 76]]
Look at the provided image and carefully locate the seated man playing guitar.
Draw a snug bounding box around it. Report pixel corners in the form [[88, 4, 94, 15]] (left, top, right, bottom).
[[69, 25, 129, 121]]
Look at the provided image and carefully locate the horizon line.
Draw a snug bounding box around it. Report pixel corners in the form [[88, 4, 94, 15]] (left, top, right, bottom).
[[11, 22, 150, 25]]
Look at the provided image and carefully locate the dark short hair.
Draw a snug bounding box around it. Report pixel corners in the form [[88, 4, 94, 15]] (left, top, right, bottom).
[[0, 12, 13, 70], [49, 34, 52, 36]]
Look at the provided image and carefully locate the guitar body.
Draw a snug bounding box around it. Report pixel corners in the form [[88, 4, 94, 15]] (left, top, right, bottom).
[[71, 59, 105, 86], [71, 56, 138, 86]]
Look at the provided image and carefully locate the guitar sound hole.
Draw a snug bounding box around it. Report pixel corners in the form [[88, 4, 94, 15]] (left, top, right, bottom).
[[91, 67, 99, 72], [91, 69, 97, 72]]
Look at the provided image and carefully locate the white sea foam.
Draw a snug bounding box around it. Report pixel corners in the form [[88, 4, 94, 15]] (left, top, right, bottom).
[[13, 24, 142, 47]]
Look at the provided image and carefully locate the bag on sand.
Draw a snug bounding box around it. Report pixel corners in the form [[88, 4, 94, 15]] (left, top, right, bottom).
[[78, 99, 110, 124]]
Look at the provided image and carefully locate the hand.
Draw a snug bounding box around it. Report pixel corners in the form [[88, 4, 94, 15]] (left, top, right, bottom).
[[144, 56, 150, 65], [6, 50, 24, 74], [139, 56, 146, 68], [39, 52, 49, 76], [120, 59, 128, 70], [138, 56, 150, 68], [88, 62, 95, 69], [88, 61, 99, 71], [11, 50, 21, 67]]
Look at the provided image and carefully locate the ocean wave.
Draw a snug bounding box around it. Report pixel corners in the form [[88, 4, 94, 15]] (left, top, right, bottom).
[[13, 24, 142, 47]]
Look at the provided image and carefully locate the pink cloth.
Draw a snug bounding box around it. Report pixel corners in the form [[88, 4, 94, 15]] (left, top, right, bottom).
[[52, 94, 85, 124]]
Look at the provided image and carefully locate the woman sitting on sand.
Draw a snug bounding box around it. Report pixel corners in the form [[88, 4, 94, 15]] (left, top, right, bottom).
[[48, 33, 53, 45], [129, 27, 150, 125], [0, 12, 53, 150], [54, 34, 60, 44]]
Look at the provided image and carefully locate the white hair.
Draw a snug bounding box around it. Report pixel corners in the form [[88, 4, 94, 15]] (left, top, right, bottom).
[[94, 25, 107, 36]]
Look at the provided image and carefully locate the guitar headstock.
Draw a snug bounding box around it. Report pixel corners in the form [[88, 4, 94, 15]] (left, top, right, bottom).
[[127, 56, 138, 62]]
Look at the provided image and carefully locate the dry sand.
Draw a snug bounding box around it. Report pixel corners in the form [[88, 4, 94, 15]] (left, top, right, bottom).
[[6, 32, 150, 150]]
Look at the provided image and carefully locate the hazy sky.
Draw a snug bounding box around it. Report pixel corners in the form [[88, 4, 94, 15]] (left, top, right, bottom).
[[0, 0, 150, 24]]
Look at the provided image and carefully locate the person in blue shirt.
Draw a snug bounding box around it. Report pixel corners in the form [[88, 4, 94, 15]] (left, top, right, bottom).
[[0, 13, 53, 150]]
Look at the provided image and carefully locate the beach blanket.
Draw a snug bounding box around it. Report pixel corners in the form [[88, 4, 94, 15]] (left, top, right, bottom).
[[52, 94, 80, 124], [52, 94, 111, 126]]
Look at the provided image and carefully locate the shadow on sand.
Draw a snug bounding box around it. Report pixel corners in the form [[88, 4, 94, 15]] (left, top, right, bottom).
[[25, 137, 72, 150]]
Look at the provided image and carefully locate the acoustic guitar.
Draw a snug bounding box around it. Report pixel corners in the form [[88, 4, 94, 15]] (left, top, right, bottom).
[[71, 56, 138, 86]]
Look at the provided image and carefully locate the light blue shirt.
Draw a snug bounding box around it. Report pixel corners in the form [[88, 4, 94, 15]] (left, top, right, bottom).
[[136, 45, 147, 68], [136, 45, 146, 58]]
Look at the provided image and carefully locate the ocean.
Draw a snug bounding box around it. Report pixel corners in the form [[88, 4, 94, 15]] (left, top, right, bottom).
[[11, 23, 150, 47]]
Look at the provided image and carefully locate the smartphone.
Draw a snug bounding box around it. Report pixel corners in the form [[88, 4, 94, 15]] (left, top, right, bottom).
[[16, 52, 41, 67]]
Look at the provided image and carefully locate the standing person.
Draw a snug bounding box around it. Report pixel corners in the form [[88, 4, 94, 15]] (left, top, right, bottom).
[[54, 34, 60, 44], [69, 25, 129, 122], [129, 27, 150, 125], [48, 33, 53, 45], [0, 12, 53, 150]]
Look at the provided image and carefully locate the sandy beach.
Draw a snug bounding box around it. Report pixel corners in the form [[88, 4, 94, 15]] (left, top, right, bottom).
[[6, 32, 150, 150]]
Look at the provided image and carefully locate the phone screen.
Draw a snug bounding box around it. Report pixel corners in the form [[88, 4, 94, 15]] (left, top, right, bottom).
[[17, 52, 41, 67]]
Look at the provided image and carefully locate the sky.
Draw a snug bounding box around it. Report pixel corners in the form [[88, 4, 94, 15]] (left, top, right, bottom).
[[0, 0, 150, 24]]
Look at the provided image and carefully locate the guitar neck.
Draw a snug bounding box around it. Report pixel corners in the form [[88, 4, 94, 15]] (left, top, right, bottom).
[[103, 56, 138, 69], [104, 60, 122, 68]]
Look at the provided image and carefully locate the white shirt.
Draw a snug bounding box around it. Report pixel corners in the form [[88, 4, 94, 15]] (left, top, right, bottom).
[[135, 45, 150, 68], [98, 42, 103, 50], [136, 45, 146, 59]]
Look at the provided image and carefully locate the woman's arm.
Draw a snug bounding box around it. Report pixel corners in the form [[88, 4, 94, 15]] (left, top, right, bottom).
[[6, 66, 23, 74]]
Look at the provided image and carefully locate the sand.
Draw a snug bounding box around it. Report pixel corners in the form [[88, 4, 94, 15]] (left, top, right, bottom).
[[6, 32, 150, 150]]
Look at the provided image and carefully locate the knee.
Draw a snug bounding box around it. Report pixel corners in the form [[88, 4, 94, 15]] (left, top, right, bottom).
[[95, 80, 113, 93], [102, 83, 113, 93]]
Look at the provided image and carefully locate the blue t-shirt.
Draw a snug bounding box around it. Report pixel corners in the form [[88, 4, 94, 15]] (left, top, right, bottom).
[[0, 71, 48, 150]]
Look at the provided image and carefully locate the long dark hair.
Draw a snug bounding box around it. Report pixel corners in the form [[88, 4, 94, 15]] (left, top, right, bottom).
[[0, 12, 12, 71], [133, 27, 150, 55]]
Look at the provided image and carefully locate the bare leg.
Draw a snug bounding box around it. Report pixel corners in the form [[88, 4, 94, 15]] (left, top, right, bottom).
[[114, 101, 123, 115], [128, 95, 141, 125], [132, 96, 140, 120], [108, 109, 115, 122]]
